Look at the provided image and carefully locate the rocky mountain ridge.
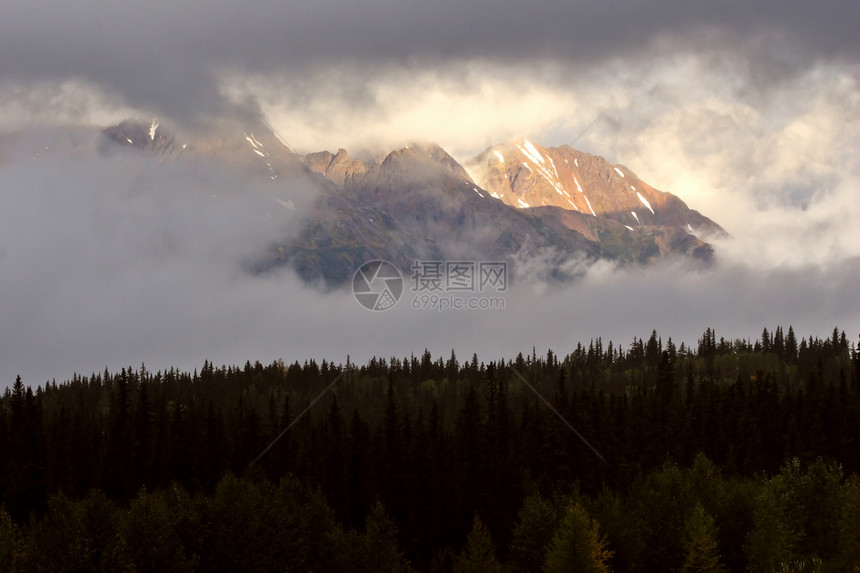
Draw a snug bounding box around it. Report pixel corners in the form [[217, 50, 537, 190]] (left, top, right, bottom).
[[300, 139, 725, 280], [25, 119, 725, 284], [467, 138, 724, 236]]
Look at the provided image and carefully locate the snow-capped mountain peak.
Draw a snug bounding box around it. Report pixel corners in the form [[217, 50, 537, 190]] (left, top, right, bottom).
[[87, 119, 726, 283], [467, 139, 724, 239]]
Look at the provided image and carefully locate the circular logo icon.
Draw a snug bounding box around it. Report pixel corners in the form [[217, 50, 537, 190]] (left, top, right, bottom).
[[352, 260, 403, 311]]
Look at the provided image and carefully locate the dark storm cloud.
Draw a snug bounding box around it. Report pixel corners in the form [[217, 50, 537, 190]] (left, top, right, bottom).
[[2, 0, 858, 120]]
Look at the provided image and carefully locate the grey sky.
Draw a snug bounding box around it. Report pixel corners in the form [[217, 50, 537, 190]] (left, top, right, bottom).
[[2, 0, 858, 120], [1, 1, 858, 386]]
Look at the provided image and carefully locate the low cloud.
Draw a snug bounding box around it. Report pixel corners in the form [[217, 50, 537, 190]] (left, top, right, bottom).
[[234, 54, 858, 271], [221, 61, 581, 160], [1, 137, 857, 387], [583, 60, 860, 269], [0, 142, 313, 385], [0, 80, 137, 131], [2, 3, 858, 386]]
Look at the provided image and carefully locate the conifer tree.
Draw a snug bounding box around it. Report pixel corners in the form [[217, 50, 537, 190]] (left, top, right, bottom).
[[120, 486, 197, 572], [682, 503, 725, 572], [131, 381, 152, 488], [359, 500, 411, 572], [0, 507, 24, 571], [455, 514, 500, 573], [544, 503, 611, 573], [510, 493, 561, 571], [786, 326, 799, 363]]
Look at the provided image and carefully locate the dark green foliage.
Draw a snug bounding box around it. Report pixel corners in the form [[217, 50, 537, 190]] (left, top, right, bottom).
[[0, 475, 394, 572], [119, 485, 198, 572], [543, 502, 611, 572], [24, 490, 124, 572], [330, 499, 413, 572], [510, 493, 563, 571], [625, 461, 699, 570], [0, 325, 858, 570], [745, 458, 858, 571], [455, 515, 501, 573], [0, 506, 24, 572], [198, 472, 344, 572], [357, 500, 412, 572], [681, 504, 724, 572], [3, 377, 46, 522]]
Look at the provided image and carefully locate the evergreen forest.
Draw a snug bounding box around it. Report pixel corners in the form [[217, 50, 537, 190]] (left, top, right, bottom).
[[2, 326, 860, 571]]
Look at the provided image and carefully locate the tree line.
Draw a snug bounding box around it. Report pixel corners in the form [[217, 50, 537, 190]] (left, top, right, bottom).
[[1, 325, 859, 571]]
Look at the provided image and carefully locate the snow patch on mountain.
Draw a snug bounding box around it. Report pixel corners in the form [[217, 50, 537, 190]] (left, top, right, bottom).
[[516, 140, 570, 197], [584, 195, 596, 216], [547, 156, 559, 178], [637, 191, 655, 214], [522, 140, 545, 164]]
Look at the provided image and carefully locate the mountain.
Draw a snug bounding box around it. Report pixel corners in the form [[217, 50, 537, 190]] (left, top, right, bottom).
[[272, 142, 607, 285], [468, 139, 722, 232], [466, 139, 725, 258], [299, 140, 725, 283], [32, 119, 725, 285], [102, 119, 182, 157]]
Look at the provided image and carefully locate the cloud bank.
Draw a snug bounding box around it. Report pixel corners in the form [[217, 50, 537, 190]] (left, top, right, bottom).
[[2, 0, 858, 120], [0, 142, 857, 387], [1, 1, 858, 386]]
